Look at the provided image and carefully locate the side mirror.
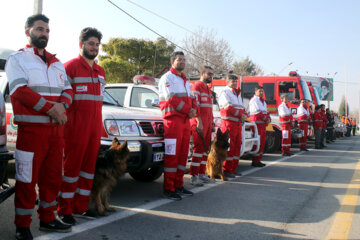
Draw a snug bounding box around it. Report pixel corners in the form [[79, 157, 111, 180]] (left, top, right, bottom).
[[151, 99, 160, 107]]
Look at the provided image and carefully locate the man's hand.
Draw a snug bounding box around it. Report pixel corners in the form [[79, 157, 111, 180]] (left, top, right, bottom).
[[188, 108, 197, 118], [196, 117, 203, 131], [241, 115, 247, 123], [47, 102, 67, 125]]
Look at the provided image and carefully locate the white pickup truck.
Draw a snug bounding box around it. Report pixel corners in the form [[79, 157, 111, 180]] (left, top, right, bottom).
[[0, 51, 165, 182], [105, 76, 260, 159]]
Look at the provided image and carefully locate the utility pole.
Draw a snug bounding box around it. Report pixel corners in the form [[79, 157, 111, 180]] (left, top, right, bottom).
[[34, 0, 43, 14]]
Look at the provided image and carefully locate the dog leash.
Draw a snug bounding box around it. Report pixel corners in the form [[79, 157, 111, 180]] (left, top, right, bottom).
[[195, 127, 210, 155]]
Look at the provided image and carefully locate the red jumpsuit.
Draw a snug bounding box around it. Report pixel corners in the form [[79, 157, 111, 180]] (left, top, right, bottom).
[[249, 95, 270, 163], [158, 68, 198, 191], [5, 46, 73, 227], [296, 105, 310, 149], [190, 81, 213, 176], [278, 102, 293, 154], [58, 55, 105, 216], [218, 86, 244, 173]]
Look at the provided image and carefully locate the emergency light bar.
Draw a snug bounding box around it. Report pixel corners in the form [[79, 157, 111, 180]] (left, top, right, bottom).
[[133, 75, 156, 85]]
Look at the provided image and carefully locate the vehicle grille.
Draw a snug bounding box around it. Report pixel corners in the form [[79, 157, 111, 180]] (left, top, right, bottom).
[[139, 122, 155, 134]]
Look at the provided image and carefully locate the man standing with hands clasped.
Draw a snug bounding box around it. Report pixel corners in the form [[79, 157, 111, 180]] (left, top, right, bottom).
[[58, 28, 106, 225], [158, 51, 198, 200], [5, 14, 73, 239], [190, 66, 215, 186]]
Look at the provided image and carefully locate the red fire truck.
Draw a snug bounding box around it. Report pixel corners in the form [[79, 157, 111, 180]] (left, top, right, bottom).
[[204, 71, 314, 152]]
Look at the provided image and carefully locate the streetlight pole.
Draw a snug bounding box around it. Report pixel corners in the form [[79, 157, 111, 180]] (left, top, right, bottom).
[[278, 62, 293, 76], [34, 0, 43, 14]]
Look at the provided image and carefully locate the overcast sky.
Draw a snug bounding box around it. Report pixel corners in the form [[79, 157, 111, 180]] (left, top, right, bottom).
[[1, 0, 359, 113]]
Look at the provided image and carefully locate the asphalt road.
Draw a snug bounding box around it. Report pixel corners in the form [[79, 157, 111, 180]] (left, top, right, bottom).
[[1, 136, 360, 240]]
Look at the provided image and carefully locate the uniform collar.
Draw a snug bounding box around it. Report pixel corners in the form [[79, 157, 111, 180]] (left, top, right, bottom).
[[23, 45, 58, 65], [254, 95, 265, 103], [77, 54, 101, 72], [170, 67, 187, 82]]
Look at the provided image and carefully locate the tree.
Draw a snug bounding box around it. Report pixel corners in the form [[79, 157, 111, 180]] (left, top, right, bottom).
[[99, 37, 176, 83], [182, 27, 234, 77], [338, 96, 350, 117], [232, 56, 263, 76]]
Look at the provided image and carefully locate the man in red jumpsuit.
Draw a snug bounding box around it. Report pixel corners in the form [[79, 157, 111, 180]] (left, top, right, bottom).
[[278, 95, 293, 156], [5, 14, 73, 239], [158, 51, 198, 200], [190, 66, 215, 185], [296, 99, 310, 151], [218, 73, 245, 178], [313, 106, 323, 149], [58, 28, 105, 225], [320, 104, 328, 148], [249, 86, 270, 167]]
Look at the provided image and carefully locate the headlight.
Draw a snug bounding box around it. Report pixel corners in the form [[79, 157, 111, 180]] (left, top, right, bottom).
[[118, 120, 140, 136], [104, 120, 120, 136], [104, 120, 140, 136]]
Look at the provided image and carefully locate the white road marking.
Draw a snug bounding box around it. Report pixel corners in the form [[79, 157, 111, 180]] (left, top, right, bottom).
[[34, 151, 304, 240]]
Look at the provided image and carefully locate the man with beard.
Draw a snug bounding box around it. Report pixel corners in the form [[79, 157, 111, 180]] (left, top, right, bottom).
[[190, 66, 215, 185], [158, 51, 198, 200], [57, 28, 105, 225], [5, 14, 73, 239]]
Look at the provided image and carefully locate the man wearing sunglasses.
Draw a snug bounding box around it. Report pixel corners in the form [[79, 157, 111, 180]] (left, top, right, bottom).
[[190, 66, 215, 185]]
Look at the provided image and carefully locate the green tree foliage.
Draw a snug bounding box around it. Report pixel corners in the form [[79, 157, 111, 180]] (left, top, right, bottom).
[[338, 96, 350, 117], [233, 56, 263, 76], [99, 37, 176, 83]]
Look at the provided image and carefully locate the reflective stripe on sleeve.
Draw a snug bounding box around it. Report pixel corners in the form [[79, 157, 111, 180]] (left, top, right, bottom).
[[60, 192, 75, 199], [29, 86, 63, 95], [176, 101, 185, 111], [200, 103, 212, 108], [192, 153, 203, 158], [62, 92, 73, 103], [14, 115, 57, 123], [191, 162, 201, 167], [201, 161, 207, 165], [33, 97, 47, 111], [9, 78, 28, 93], [221, 116, 240, 122], [72, 77, 99, 83]]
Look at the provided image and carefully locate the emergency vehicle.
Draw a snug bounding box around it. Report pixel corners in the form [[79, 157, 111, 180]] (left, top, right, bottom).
[[206, 71, 314, 152], [0, 48, 15, 204]]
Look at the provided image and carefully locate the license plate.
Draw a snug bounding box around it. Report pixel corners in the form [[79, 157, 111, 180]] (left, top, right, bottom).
[[153, 152, 164, 162]]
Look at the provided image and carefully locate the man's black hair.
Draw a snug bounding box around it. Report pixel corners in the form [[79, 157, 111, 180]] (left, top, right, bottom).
[[170, 51, 184, 62], [255, 86, 264, 91], [79, 27, 103, 43], [226, 71, 238, 81], [25, 14, 49, 29]]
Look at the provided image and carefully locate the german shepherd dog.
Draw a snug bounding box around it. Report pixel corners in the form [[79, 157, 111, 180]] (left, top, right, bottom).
[[206, 128, 230, 181], [88, 138, 130, 216]]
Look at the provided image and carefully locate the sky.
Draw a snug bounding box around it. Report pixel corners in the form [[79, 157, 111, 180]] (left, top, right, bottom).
[[0, 0, 359, 113]]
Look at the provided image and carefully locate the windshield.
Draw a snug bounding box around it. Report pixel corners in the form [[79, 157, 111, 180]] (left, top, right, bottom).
[[103, 91, 121, 106], [313, 87, 321, 105], [300, 80, 312, 101]]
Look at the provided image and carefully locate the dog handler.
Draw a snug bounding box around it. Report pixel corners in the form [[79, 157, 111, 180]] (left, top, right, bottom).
[[58, 28, 105, 225], [5, 14, 73, 239], [249, 86, 270, 167], [218, 73, 245, 178], [190, 66, 215, 185], [158, 51, 198, 200]]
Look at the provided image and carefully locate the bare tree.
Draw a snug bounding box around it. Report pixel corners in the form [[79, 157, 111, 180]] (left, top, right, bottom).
[[182, 27, 234, 78], [233, 56, 263, 76]]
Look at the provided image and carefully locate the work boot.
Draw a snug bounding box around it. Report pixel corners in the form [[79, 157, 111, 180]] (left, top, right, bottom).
[[251, 162, 266, 167], [74, 210, 97, 219], [175, 187, 194, 196], [60, 215, 76, 226], [15, 228, 33, 240], [191, 175, 204, 186], [282, 152, 291, 156], [39, 219, 72, 233], [163, 190, 182, 201], [224, 172, 236, 178], [199, 174, 216, 183]]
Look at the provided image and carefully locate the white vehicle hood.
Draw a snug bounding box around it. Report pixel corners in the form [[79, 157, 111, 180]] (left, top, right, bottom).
[[102, 104, 163, 121]]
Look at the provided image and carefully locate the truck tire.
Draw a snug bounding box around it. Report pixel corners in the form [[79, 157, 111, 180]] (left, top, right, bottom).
[[129, 166, 163, 182], [265, 130, 281, 153]]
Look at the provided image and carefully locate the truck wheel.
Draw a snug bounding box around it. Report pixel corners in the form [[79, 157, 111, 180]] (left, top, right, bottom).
[[265, 130, 281, 153], [129, 166, 163, 182]]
